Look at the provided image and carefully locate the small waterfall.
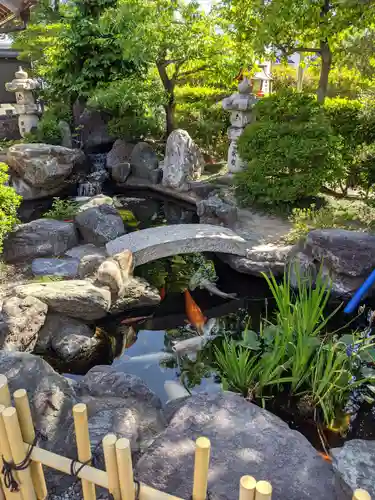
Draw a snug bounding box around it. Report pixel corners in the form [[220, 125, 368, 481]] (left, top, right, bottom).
[[77, 152, 109, 196], [77, 181, 102, 197]]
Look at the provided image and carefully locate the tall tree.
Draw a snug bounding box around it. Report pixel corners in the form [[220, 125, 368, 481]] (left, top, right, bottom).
[[222, 0, 375, 102], [111, 0, 251, 134]]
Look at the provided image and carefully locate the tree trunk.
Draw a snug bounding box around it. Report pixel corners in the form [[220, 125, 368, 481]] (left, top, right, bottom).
[[165, 93, 176, 137], [317, 41, 332, 103], [157, 61, 176, 137]]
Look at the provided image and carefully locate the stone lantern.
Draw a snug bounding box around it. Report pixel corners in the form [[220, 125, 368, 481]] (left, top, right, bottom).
[[222, 77, 257, 173], [6, 66, 40, 137], [251, 63, 272, 97]]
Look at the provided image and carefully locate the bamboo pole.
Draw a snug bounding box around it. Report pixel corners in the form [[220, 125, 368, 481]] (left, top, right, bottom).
[[115, 438, 135, 500], [102, 434, 121, 500], [13, 389, 47, 500], [0, 406, 22, 500], [27, 445, 183, 500], [239, 476, 257, 500], [0, 376, 11, 407], [192, 437, 211, 500], [353, 490, 371, 500], [254, 481, 272, 500], [2, 407, 37, 500], [72, 403, 96, 500]]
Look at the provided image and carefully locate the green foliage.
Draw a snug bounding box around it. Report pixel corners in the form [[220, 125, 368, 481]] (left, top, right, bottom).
[[222, 0, 375, 101], [0, 164, 22, 253], [235, 91, 340, 205], [175, 85, 229, 158], [17, 0, 144, 104], [43, 198, 79, 220], [88, 76, 166, 140], [286, 199, 375, 243], [324, 97, 375, 195], [271, 64, 374, 99], [135, 253, 217, 292], [25, 110, 63, 145]]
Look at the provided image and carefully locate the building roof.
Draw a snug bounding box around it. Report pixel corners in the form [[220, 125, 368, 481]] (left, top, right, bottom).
[[0, 0, 36, 31]]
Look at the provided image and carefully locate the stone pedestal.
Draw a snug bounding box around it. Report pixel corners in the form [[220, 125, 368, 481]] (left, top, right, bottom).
[[222, 78, 257, 173], [5, 67, 40, 137]]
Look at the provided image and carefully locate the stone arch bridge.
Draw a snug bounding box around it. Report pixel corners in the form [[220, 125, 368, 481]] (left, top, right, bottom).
[[106, 224, 247, 267]]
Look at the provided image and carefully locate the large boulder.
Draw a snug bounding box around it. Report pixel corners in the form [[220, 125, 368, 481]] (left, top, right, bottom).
[[0, 296, 47, 352], [2, 219, 78, 263], [111, 162, 131, 184], [197, 194, 238, 227], [75, 204, 125, 246], [15, 280, 111, 320], [34, 313, 103, 363], [65, 244, 107, 261], [109, 277, 160, 314], [65, 244, 107, 280], [130, 142, 159, 180], [162, 129, 205, 191], [0, 351, 165, 495], [106, 139, 134, 169], [331, 440, 375, 497], [76, 108, 114, 152], [221, 244, 293, 278], [136, 392, 350, 500], [7, 143, 85, 200], [289, 229, 375, 296]]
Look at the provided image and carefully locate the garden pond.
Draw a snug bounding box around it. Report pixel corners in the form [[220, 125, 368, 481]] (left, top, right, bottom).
[[35, 189, 375, 455]]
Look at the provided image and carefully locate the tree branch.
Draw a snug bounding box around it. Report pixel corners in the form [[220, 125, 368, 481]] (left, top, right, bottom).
[[177, 64, 210, 78]]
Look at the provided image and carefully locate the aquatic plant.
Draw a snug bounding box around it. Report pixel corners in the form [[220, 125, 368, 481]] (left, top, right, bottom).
[[214, 265, 375, 427], [43, 198, 79, 220], [263, 266, 341, 391], [135, 253, 217, 293]]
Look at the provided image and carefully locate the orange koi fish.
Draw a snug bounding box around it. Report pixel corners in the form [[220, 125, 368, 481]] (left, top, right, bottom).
[[318, 452, 332, 463], [184, 289, 207, 335]]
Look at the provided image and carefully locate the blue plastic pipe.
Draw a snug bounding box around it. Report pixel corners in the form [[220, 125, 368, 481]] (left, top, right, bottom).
[[344, 269, 375, 314]]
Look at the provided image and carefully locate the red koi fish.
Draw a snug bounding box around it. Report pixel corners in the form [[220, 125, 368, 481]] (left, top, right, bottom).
[[160, 287, 166, 300], [184, 289, 207, 335]]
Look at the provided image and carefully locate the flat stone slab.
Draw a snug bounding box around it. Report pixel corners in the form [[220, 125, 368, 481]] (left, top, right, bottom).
[[106, 224, 247, 266], [31, 258, 79, 277]]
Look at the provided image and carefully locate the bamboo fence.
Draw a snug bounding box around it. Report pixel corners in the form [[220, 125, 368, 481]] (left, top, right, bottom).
[[0, 375, 371, 500]]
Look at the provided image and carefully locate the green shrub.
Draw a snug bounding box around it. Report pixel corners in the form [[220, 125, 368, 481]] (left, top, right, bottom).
[[43, 198, 79, 220], [24, 109, 63, 145], [0, 163, 22, 252], [324, 97, 375, 195], [175, 85, 229, 159], [88, 76, 165, 141], [236, 93, 340, 206]]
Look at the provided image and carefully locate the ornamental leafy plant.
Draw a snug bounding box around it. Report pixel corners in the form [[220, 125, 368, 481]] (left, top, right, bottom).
[[235, 91, 341, 206], [214, 266, 375, 428], [0, 163, 22, 252]]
